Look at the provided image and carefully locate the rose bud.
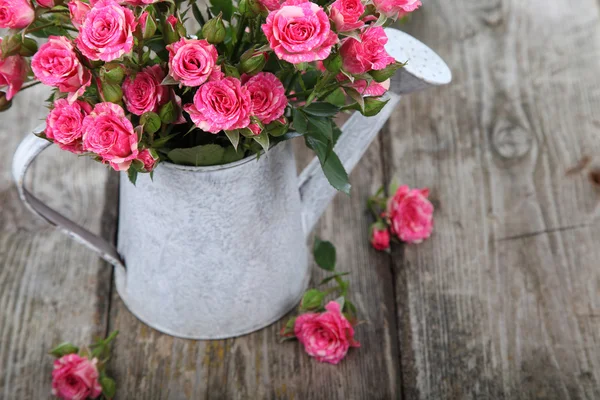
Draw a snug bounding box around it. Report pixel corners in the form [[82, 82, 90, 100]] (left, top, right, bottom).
[[139, 11, 157, 40], [18, 36, 38, 57], [163, 15, 181, 44], [101, 63, 126, 84], [240, 49, 268, 75], [370, 222, 390, 251], [37, 0, 61, 7], [68, 0, 91, 29], [140, 111, 161, 134], [158, 101, 177, 124], [102, 81, 123, 104], [201, 14, 226, 44], [239, 0, 262, 17], [0, 35, 21, 58], [0, 91, 11, 112]]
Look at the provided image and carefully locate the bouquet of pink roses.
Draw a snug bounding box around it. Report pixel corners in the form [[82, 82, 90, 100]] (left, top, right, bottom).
[[0, 0, 419, 189]]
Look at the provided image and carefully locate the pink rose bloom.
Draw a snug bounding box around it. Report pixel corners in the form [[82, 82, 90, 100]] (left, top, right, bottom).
[[340, 27, 396, 74], [294, 301, 360, 364], [243, 72, 287, 125], [373, 0, 421, 18], [185, 77, 251, 133], [167, 38, 220, 87], [124, 0, 157, 5], [0, 0, 35, 29], [329, 0, 364, 32], [68, 0, 91, 29], [82, 102, 139, 171], [37, 0, 55, 7], [76, 0, 137, 62], [31, 36, 92, 103], [123, 65, 169, 116], [258, 0, 282, 11], [342, 75, 391, 96], [137, 149, 158, 172], [262, 0, 338, 64], [51, 354, 102, 400], [0, 39, 27, 101], [46, 99, 92, 154], [370, 225, 390, 251], [387, 185, 434, 244]]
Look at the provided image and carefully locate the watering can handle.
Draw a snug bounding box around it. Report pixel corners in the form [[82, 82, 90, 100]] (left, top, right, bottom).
[[298, 28, 452, 234], [12, 128, 126, 273]]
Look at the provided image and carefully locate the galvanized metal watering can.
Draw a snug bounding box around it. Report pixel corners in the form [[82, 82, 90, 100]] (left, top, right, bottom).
[[12, 29, 451, 339]]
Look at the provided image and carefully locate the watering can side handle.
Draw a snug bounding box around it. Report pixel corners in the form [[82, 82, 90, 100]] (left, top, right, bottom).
[[12, 127, 126, 273], [298, 92, 401, 235]]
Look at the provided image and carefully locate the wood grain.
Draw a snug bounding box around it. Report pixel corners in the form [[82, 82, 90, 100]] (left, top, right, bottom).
[[385, 1, 600, 399], [106, 138, 402, 399], [0, 86, 117, 399]]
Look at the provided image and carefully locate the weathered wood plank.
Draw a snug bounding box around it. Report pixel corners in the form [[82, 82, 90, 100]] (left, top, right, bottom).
[[107, 137, 401, 399], [0, 86, 117, 399], [386, 1, 600, 398]]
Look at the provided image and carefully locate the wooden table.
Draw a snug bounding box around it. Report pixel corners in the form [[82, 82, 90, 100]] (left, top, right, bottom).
[[2, 1, 600, 398]]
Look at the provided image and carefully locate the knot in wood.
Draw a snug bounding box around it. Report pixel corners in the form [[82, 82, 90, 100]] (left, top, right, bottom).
[[491, 125, 532, 160]]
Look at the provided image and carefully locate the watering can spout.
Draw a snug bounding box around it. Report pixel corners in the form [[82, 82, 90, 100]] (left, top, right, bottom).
[[299, 28, 452, 236]]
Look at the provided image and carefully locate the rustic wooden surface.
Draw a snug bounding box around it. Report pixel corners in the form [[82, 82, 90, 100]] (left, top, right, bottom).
[[2, 0, 600, 398]]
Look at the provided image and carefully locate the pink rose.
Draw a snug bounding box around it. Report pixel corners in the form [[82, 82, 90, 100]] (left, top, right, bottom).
[[0, 0, 35, 29], [262, 0, 338, 64], [46, 99, 92, 154], [387, 185, 434, 244], [370, 224, 390, 251], [257, 0, 283, 11], [124, 0, 157, 5], [83, 102, 139, 171], [294, 301, 360, 364], [137, 149, 158, 172], [31, 36, 92, 103], [0, 39, 27, 101], [37, 0, 55, 7], [51, 354, 102, 400], [342, 75, 390, 96], [68, 0, 91, 29], [76, 0, 137, 62], [373, 0, 421, 18], [167, 38, 220, 87], [329, 0, 364, 32], [340, 27, 396, 74], [184, 77, 251, 133], [122, 65, 169, 116], [243, 72, 287, 125]]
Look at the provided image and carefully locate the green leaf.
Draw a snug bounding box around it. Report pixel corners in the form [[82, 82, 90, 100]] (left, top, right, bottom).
[[253, 131, 270, 152], [302, 102, 340, 118], [100, 376, 116, 399], [127, 168, 138, 185], [325, 88, 347, 107], [300, 289, 325, 311], [343, 97, 390, 117], [140, 112, 161, 134], [320, 271, 350, 285], [160, 75, 180, 86], [158, 101, 177, 124], [225, 129, 240, 150], [222, 146, 246, 163], [313, 237, 336, 271], [152, 132, 178, 148], [306, 115, 333, 141], [192, 2, 206, 25], [210, 0, 233, 21], [320, 149, 351, 194], [344, 86, 364, 112], [167, 144, 226, 166], [49, 342, 79, 358], [292, 108, 308, 134], [369, 61, 405, 83], [279, 317, 297, 340]]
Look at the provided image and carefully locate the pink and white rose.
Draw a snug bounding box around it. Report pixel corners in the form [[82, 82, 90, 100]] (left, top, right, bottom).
[[387, 185, 434, 244], [294, 301, 360, 364], [82, 102, 139, 171], [46, 99, 92, 154], [257, 0, 283, 11], [68, 0, 91, 29], [122, 65, 169, 116], [51, 354, 102, 400], [167, 38, 220, 87], [0, 0, 35, 29], [243, 72, 287, 125], [184, 77, 252, 133], [373, 0, 421, 19], [31, 36, 92, 103], [0, 39, 27, 101], [137, 148, 158, 172], [340, 26, 396, 74], [329, 0, 364, 32], [76, 0, 137, 62], [262, 0, 338, 64]]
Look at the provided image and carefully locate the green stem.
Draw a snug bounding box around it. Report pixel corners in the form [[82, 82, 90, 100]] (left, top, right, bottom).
[[103, 330, 119, 345], [231, 15, 247, 60], [19, 81, 41, 91], [25, 23, 54, 34]]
